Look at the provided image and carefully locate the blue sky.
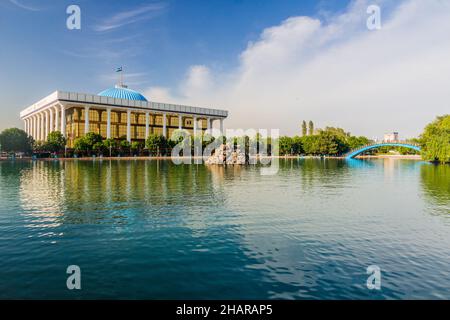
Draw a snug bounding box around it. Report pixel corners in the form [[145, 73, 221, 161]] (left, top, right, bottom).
[[1, 0, 449, 137], [0, 0, 348, 129]]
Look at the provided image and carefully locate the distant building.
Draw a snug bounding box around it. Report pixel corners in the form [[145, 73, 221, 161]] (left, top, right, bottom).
[[20, 84, 228, 148], [384, 132, 399, 142]]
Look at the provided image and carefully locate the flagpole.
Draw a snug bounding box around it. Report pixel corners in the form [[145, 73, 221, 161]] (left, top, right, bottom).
[[116, 67, 123, 87]]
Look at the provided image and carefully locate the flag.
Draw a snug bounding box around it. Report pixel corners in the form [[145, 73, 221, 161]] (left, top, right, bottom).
[[116, 67, 123, 73]]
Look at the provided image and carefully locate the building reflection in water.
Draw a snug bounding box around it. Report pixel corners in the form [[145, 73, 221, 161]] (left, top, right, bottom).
[[18, 160, 232, 228], [19, 161, 65, 230]]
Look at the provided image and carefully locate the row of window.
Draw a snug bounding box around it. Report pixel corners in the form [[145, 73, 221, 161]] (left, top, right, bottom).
[[65, 107, 207, 127], [65, 123, 204, 146]]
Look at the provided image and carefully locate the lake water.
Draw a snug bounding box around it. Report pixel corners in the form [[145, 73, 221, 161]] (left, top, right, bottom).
[[0, 159, 449, 299]]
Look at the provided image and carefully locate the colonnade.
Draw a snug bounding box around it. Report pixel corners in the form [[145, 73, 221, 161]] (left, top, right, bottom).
[[23, 104, 65, 142], [23, 105, 225, 142]]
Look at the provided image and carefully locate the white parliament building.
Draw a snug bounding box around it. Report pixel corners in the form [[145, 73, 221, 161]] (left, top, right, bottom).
[[20, 84, 228, 148]]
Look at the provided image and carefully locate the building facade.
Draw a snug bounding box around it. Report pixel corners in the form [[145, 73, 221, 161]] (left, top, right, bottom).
[[384, 132, 399, 143], [20, 86, 228, 147]]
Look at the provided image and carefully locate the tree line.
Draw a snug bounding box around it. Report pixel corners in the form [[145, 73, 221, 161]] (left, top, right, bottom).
[[0, 115, 448, 162], [0, 126, 370, 158]]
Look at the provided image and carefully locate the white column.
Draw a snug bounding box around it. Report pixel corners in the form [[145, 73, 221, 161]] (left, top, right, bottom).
[[126, 110, 131, 142], [54, 106, 59, 133], [49, 108, 54, 133], [193, 116, 198, 136], [36, 115, 40, 140], [32, 116, 35, 139], [145, 112, 150, 138], [42, 112, 45, 140], [106, 108, 111, 139], [207, 117, 211, 132], [61, 106, 66, 136], [40, 113, 45, 141], [220, 119, 224, 134], [178, 115, 182, 130], [44, 110, 49, 140], [162, 113, 167, 137], [32, 116, 36, 138], [84, 106, 90, 134]]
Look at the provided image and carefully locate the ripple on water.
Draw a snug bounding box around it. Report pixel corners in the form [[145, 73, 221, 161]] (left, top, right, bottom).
[[0, 159, 449, 299]]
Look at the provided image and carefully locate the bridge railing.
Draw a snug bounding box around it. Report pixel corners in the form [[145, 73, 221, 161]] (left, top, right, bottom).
[[344, 141, 421, 157]]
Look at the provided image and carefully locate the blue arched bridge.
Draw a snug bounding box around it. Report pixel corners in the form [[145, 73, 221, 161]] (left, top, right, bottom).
[[345, 142, 421, 160]]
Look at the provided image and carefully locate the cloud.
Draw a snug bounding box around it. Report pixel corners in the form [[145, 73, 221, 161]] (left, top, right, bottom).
[[145, 0, 450, 138], [94, 3, 166, 32], [8, 0, 41, 11]]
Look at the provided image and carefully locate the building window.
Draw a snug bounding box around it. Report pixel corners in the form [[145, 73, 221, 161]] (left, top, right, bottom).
[[111, 111, 119, 123], [118, 125, 127, 138]]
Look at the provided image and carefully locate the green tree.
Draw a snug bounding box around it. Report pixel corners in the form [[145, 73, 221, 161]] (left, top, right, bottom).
[[308, 121, 314, 136], [300, 130, 351, 156], [347, 136, 370, 150], [315, 131, 341, 155], [0, 128, 33, 154], [131, 141, 143, 155], [73, 132, 103, 156], [302, 121, 307, 137], [292, 136, 303, 154], [93, 142, 105, 155], [45, 131, 66, 153], [278, 136, 294, 155], [103, 138, 118, 157], [73, 137, 90, 155], [321, 127, 350, 138], [146, 134, 168, 156], [300, 135, 317, 155], [84, 132, 103, 148], [420, 114, 450, 163], [119, 140, 131, 156], [33, 140, 46, 153]]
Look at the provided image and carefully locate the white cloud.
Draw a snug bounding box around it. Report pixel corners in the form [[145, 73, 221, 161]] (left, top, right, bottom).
[[146, 87, 178, 103], [8, 0, 41, 11], [145, 0, 450, 138], [94, 3, 166, 32]]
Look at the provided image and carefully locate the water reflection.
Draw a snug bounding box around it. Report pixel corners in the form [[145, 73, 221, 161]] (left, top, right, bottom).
[[19, 161, 65, 229], [420, 164, 450, 217], [18, 160, 231, 227], [2, 159, 450, 299]]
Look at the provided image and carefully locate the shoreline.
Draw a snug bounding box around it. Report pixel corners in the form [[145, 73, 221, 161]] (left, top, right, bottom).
[[0, 154, 423, 161]]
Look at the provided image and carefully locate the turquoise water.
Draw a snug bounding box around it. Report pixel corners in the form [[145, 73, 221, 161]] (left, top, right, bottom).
[[0, 159, 449, 299]]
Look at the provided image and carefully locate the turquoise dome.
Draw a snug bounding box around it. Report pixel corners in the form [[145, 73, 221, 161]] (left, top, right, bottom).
[[98, 86, 148, 101]]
